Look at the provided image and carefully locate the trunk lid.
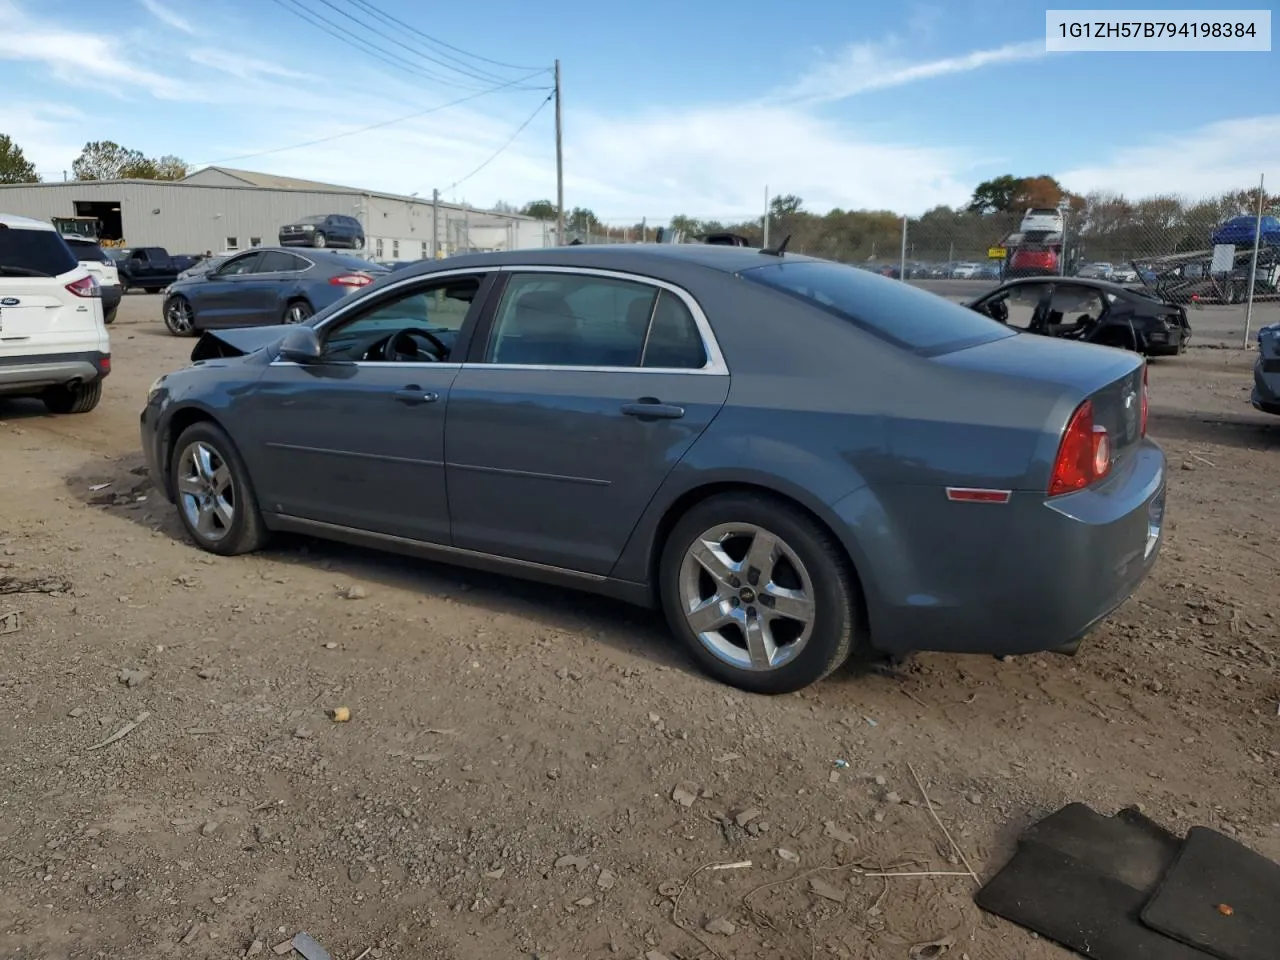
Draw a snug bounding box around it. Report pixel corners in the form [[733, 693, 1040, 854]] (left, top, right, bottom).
[[936, 331, 1147, 460]]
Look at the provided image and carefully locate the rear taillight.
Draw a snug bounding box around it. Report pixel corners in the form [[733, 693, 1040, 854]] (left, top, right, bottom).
[[1140, 365, 1149, 437], [97, 355, 111, 374], [66, 275, 100, 298], [1049, 399, 1111, 497], [329, 273, 374, 288]]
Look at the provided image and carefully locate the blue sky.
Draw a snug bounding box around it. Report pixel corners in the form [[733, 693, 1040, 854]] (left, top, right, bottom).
[[2, 0, 1276, 222]]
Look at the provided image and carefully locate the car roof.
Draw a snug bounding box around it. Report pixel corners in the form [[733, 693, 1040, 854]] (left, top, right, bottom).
[[395, 243, 818, 278], [998, 276, 1135, 294], [0, 213, 57, 232]]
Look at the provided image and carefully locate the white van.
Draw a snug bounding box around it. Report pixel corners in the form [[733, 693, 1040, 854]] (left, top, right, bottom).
[[0, 214, 111, 414]]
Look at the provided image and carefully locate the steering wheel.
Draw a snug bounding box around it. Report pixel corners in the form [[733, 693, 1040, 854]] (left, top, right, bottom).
[[385, 327, 449, 363]]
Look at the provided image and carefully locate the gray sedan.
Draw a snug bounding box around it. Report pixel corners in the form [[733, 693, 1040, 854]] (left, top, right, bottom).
[[141, 245, 1167, 694], [162, 247, 386, 336]]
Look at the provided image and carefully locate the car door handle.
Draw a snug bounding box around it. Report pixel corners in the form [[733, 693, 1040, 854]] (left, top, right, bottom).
[[621, 398, 685, 420], [394, 387, 439, 405]]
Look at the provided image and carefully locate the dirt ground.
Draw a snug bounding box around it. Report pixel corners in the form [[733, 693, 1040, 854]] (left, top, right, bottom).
[[1, 293, 1277, 960]]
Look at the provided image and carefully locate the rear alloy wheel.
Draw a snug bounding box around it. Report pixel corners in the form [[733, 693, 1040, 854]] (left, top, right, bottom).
[[660, 493, 859, 694], [42, 379, 102, 415], [312, 232, 328, 248], [164, 297, 196, 336], [170, 422, 268, 556], [283, 300, 313, 324]]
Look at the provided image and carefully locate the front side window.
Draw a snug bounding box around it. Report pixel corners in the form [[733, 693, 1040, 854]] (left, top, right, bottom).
[[488, 273, 660, 367], [321, 275, 483, 362], [217, 252, 263, 276]]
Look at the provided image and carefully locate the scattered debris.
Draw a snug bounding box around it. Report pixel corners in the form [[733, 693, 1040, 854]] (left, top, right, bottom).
[[908, 761, 980, 883], [734, 807, 761, 828], [331, 706, 351, 723], [0, 610, 20, 634], [272, 938, 295, 955], [823, 821, 857, 843], [247, 941, 265, 957], [0, 575, 72, 595], [293, 727, 312, 740], [832, 758, 849, 769], [709, 860, 752, 871], [909, 937, 955, 959], [117, 668, 151, 688], [483, 867, 505, 879], [200, 821, 218, 837], [574, 896, 596, 907], [704, 917, 737, 936], [339, 584, 367, 600], [777, 848, 801, 864], [597, 869, 617, 890], [88, 482, 112, 492], [809, 877, 847, 902], [180, 923, 201, 945], [291, 931, 333, 960], [555, 854, 589, 871], [195, 666, 220, 680], [323, 642, 338, 650], [967, 792, 984, 805], [86, 711, 150, 751], [671, 783, 699, 807]]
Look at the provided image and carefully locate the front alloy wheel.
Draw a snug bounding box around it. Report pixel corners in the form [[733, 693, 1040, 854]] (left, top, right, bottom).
[[164, 297, 195, 336], [660, 493, 859, 694], [170, 423, 268, 556]]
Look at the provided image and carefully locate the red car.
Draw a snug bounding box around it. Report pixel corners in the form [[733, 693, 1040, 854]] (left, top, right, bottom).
[[1008, 244, 1059, 278]]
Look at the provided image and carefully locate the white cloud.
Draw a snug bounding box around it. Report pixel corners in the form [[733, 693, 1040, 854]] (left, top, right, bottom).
[[779, 38, 1047, 105], [1059, 115, 1280, 200], [137, 0, 195, 35]]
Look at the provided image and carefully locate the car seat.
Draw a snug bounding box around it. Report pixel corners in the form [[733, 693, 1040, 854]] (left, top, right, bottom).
[[493, 291, 579, 364]]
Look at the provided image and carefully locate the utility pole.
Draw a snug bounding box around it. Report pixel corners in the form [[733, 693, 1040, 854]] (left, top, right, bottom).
[[762, 185, 770, 247], [432, 188, 440, 259], [1243, 172, 1266, 346], [554, 59, 564, 246], [463, 203, 471, 253]]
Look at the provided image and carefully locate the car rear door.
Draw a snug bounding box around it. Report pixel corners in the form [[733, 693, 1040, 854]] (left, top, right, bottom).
[[444, 267, 731, 575], [252, 250, 310, 324]]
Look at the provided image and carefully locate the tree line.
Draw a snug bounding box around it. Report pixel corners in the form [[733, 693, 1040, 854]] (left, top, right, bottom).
[[3, 132, 1274, 262]]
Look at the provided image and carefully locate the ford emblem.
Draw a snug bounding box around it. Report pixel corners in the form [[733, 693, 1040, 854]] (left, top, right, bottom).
[[0, 298, 18, 307]]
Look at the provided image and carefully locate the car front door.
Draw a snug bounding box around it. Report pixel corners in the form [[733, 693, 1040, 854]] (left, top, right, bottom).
[[237, 269, 495, 543], [195, 251, 265, 327], [445, 268, 731, 575]]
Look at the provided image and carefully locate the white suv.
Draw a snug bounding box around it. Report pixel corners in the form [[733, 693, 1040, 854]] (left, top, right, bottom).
[[63, 235, 122, 325], [0, 214, 111, 414]]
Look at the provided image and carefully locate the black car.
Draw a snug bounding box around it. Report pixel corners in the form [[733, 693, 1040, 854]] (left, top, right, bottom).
[[968, 276, 1190, 357], [278, 214, 365, 250]]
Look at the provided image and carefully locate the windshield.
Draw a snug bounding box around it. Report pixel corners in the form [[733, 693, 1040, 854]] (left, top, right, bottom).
[[741, 258, 1014, 354], [295, 215, 327, 225], [66, 239, 111, 262]]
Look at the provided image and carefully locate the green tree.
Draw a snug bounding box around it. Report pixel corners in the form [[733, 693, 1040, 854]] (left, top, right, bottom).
[[769, 194, 803, 219], [0, 134, 39, 184], [968, 175, 1022, 214], [521, 199, 557, 219], [72, 141, 188, 181]]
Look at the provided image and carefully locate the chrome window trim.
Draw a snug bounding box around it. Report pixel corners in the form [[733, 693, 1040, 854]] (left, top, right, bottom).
[[479, 264, 728, 376]]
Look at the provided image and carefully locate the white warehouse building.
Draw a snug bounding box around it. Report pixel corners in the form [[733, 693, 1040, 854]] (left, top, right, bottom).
[[0, 166, 554, 258]]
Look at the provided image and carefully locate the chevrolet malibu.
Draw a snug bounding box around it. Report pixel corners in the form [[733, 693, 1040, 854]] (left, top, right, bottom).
[[141, 245, 1166, 694]]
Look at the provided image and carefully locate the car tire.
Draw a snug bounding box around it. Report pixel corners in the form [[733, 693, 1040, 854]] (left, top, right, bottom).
[[169, 421, 269, 557], [104, 307, 117, 325], [312, 232, 328, 249], [42, 379, 102, 415], [283, 299, 314, 324], [164, 296, 197, 337], [659, 492, 860, 694]]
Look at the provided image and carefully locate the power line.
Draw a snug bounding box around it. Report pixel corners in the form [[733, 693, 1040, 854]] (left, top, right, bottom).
[[268, 0, 543, 92], [445, 92, 553, 193], [344, 0, 544, 74], [191, 73, 551, 167], [315, 0, 521, 88]]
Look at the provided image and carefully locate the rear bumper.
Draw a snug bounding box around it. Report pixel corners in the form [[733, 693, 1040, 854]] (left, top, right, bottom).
[[0, 350, 110, 395], [1252, 356, 1280, 414], [844, 439, 1167, 657]]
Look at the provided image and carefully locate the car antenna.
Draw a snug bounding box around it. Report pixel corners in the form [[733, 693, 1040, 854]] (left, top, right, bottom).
[[760, 234, 791, 257]]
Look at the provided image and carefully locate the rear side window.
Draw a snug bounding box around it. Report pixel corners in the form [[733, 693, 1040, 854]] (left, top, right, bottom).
[[0, 228, 79, 277], [258, 251, 308, 272], [66, 240, 110, 262], [741, 259, 1014, 354]]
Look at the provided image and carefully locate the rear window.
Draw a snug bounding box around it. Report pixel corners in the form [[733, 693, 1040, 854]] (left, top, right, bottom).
[[65, 239, 110, 262], [0, 227, 79, 277], [740, 259, 1013, 354], [323, 253, 385, 272]]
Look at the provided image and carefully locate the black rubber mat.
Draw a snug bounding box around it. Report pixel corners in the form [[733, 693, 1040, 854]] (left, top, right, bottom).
[[1140, 826, 1280, 960], [975, 804, 1216, 959]]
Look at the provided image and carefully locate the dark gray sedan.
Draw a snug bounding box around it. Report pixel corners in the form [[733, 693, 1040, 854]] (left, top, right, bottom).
[[162, 247, 386, 336], [141, 245, 1167, 694]]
